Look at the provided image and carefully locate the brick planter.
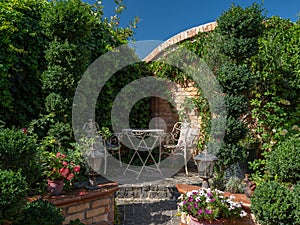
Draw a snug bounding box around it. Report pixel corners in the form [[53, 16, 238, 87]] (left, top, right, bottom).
[[45, 182, 118, 225]]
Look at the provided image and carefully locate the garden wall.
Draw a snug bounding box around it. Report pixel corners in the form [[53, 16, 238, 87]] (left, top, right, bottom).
[[147, 22, 217, 132], [47, 184, 118, 225]]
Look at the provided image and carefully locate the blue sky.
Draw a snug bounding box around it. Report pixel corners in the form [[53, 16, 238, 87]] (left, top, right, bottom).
[[85, 0, 300, 42]]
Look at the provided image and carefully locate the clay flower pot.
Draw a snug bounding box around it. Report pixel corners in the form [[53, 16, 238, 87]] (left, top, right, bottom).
[[48, 179, 64, 195], [189, 215, 224, 225]]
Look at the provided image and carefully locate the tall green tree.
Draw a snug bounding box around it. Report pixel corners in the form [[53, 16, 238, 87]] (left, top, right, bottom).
[[210, 3, 265, 173], [30, 0, 142, 151], [0, 0, 48, 127]]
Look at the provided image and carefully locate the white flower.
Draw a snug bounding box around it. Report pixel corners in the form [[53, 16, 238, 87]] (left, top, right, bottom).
[[292, 125, 299, 131], [281, 129, 288, 135], [272, 128, 276, 133], [186, 191, 194, 197], [240, 210, 247, 217]]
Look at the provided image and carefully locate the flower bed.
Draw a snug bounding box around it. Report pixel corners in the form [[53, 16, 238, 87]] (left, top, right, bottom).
[[176, 184, 257, 225]]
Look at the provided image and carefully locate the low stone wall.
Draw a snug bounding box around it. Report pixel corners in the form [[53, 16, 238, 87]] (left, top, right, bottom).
[[47, 183, 118, 225]]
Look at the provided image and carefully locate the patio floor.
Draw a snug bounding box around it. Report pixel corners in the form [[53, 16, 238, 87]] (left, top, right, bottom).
[[115, 164, 258, 225]]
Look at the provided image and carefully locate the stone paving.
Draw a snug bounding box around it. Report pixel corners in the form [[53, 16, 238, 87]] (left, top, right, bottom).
[[115, 165, 202, 225]]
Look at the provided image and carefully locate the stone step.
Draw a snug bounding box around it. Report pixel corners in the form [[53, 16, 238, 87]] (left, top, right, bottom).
[[116, 170, 201, 201]]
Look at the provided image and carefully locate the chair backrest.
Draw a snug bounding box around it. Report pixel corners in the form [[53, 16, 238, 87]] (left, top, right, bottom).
[[177, 121, 199, 148], [105, 134, 121, 150]]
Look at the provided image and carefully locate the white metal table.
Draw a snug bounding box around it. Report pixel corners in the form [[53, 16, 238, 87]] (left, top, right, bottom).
[[122, 128, 165, 179]]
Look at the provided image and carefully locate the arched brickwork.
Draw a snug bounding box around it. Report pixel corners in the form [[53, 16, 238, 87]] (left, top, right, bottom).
[[146, 22, 217, 132], [144, 22, 217, 62]]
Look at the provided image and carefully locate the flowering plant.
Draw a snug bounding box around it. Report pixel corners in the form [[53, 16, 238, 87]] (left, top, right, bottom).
[[178, 188, 247, 222], [43, 151, 80, 183]]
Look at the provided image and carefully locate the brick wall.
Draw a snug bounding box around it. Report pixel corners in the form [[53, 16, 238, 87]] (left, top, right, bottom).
[[147, 22, 217, 132], [48, 185, 118, 225]]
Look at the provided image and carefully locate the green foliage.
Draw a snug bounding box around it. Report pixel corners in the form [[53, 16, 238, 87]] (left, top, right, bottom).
[[251, 181, 296, 225], [249, 17, 300, 182], [265, 132, 300, 184], [217, 63, 254, 95], [225, 95, 248, 119], [15, 199, 64, 225], [250, 17, 300, 138], [114, 199, 121, 225], [41, 0, 98, 42], [225, 177, 245, 194], [211, 3, 264, 173], [0, 128, 42, 186], [68, 219, 85, 225], [96, 62, 151, 130], [0, 0, 47, 127], [292, 183, 300, 223], [0, 170, 27, 224], [216, 3, 265, 62]]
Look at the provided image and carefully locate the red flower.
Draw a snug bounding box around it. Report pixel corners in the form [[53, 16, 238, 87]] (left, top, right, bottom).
[[62, 161, 68, 166], [73, 165, 80, 173], [22, 128, 28, 134], [60, 168, 70, 178], [66, 173, 74, 181]]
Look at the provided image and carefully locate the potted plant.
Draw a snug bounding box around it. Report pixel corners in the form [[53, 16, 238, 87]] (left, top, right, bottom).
[[42, 151, 80, 195], [178, 188, 247, 225]]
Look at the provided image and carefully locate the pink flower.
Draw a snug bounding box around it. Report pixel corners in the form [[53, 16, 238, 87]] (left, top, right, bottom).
[[79, 191, 86, 196], [66, 173, 74, 180], [61, 168, 70, 177], [62, 161, 68, 166], [22, 128, 28, 134], [205, 209, 212, 214], [73, 165, 80, 173]]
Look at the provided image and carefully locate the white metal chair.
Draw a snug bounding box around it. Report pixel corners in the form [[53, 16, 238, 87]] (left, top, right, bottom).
[[161, 121, 199, 174], [104, 133, 123, 167]]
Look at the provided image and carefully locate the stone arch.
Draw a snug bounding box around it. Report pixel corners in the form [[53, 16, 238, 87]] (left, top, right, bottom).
[[145, 22, 217, 132]]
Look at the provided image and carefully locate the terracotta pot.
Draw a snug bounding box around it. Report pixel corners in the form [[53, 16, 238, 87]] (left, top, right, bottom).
[[48, 179, 64, 195], [189, 215, 224, 225]]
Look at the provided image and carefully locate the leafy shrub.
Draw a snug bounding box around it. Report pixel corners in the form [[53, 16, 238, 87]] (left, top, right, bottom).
[[251, 181, 295, 224], [0, 170, 27, 224], [0, 128, 42, 186], [292, 183, 300, 224], [265, 133, 300, 184], [15, 199, 64, 225], [216, 3, 265, 61], [225, 177, 245, 194]]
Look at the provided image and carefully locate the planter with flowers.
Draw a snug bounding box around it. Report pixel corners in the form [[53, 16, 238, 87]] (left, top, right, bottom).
[[42, 152, 81, 195], [178, 188, 247, 225]]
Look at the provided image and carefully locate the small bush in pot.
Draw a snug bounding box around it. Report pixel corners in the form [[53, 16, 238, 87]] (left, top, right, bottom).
[[251, 180, 296, 224], [0, 169, 28, 224]]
